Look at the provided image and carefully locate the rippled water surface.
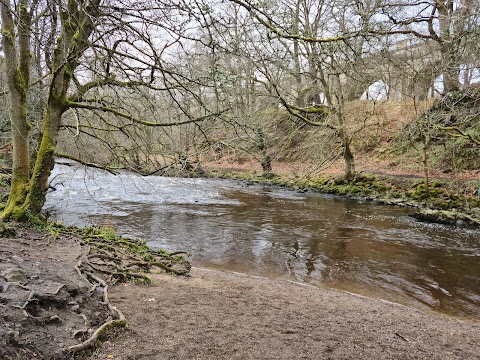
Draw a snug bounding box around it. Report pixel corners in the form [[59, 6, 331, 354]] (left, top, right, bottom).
[[45, 164, 480, 318]]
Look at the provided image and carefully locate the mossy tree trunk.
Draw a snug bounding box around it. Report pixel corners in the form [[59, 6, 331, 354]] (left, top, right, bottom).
[[0, 0, 32, 219], [333, 74, 355, 181], [422, 134, 430, 196], [255, 127, 273, 177], [23, 103, 65, 216], [1, 0, 101, 222]]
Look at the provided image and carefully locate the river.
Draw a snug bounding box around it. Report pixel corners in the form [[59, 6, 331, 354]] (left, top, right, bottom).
[[44, 163, 480, 319]]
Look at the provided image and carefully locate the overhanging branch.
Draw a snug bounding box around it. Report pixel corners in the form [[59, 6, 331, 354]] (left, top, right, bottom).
[[54, 153, 123, 174], [66, 101, 230, 127], [229, 0, 360, 43], [271, 84, 335, 129]]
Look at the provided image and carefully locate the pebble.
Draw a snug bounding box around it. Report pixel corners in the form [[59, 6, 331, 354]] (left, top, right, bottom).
[[78, 281, 92, 293]]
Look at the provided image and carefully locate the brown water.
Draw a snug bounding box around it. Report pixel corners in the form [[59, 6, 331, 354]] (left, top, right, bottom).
[[45, 164, 480, 319]]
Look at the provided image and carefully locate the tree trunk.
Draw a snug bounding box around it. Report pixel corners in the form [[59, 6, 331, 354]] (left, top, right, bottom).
[[256, 127, 273, 177], [333, 74, 355, 181], [1, 0, 31, 220], [24, 104, 64, 216], [1, 0, 99, 222], [441, 42, 461, 93], [437, 2, 461, 93], [343, 137, 355, 182], [422, 134, 430, 196]]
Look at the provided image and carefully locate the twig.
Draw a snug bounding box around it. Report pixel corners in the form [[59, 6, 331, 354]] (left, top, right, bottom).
[[0, 141, 12, 151], [395, 332, 411, 342]]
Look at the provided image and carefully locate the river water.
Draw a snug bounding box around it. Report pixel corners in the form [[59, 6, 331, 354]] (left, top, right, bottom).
[[44, 163, 480, 319]]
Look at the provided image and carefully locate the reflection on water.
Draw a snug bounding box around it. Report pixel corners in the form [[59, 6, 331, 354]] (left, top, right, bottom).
[[45, 164, 480, 318]]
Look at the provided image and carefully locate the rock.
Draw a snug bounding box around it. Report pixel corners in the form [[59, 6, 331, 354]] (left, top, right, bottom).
[[1, 268, 27, 284], [410, 209, 480, 227], [78, 281, 92, 293], [11, 256, 24, 263], [46, 315, 61, 324]]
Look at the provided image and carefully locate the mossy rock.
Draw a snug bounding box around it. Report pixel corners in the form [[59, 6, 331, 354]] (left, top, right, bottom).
[[356, 173, 376, 182], [430, 181, 444, 188], [428, 188, 444, 197], [0, 224, 16, 238], [411, 209, 480, 227]]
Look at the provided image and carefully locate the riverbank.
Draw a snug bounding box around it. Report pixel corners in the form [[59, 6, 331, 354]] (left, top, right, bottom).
[[201, 159, 480, 227], [2, 224, 479, 359]]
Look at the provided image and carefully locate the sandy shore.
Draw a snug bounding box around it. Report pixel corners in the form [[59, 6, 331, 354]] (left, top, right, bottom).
[[92, 267, 480, 360]]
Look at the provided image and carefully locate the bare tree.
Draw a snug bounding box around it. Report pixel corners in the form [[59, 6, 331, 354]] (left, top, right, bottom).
[[0, 0, 226, 221], [227, 0, 389, 180], [379, 0, 480, 93]]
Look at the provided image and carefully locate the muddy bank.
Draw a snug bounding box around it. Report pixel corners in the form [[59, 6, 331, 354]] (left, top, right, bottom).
[[93, 268, 480, 360], [0, 225, 110, 359]]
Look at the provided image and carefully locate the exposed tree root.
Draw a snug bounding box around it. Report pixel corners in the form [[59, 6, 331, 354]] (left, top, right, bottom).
[[67, 272, 127, 353], [0, 222, 190, 358], [49, 223, 191, 282], [41, 223, 192, 355]]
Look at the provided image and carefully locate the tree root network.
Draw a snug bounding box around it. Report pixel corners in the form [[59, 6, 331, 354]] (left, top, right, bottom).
[[51, 223, 192, 355], [0, 222, 191, 359]]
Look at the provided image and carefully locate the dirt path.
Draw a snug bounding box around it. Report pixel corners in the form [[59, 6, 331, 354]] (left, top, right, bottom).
[[93, 268, 480, 360]]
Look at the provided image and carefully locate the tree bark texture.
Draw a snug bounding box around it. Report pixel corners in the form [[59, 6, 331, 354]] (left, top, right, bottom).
[[1, 0, 31, 220]]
